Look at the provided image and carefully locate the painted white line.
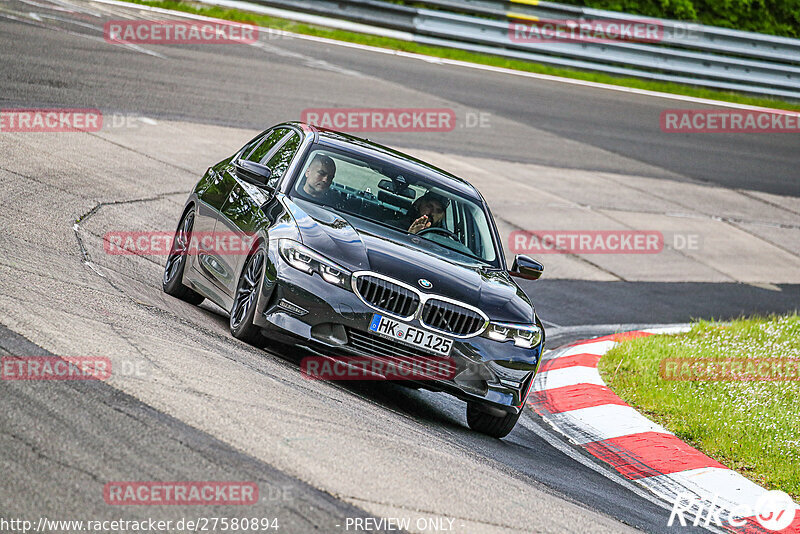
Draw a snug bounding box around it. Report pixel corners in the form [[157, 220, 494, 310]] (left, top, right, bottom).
[[545, 404, 673, 444], [33, 0, 104, 17], [86, 0, 800, 112], [558, 339, 617, 358], [539, 318, 562, 328], [18, 0, 79, 14], [248, 40, 365, 78], [197, 0, 415, 42], [516, 415, 684, 518], [651, 467, 770, 509], [534, 366, 606, 390], [84, 261, 107, 278], [0, 10, 165, 58]]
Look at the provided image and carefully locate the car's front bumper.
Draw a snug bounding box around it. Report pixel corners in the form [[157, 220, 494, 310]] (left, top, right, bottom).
[[255, 247, 544, 413]]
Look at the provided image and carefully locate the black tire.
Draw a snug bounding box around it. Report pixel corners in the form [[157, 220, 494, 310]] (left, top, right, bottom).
[[162, 209, 205, 305], [466, 402, 521, 439], [230, 244, 267, 346]]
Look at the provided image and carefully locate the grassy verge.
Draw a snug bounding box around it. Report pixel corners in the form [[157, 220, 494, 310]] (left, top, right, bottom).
[[118, 0, 800, 111], [598, 315, 800, 499]]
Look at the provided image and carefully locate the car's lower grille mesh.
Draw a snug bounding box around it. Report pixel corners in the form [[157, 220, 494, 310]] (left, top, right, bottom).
[[347, 328, 444, 364], [344, 329, 455, 380], [421, 299, 485, 336], [355, 275, 419, 317]]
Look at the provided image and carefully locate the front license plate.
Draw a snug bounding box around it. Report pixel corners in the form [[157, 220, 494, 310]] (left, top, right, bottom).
[[368, 314, 453, 356]]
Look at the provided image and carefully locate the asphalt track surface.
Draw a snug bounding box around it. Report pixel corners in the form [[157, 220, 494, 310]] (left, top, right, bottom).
[[0, 1, 798, 533]]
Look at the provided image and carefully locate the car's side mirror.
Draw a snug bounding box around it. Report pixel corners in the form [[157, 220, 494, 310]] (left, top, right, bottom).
[[510, 254, 544, 280], [234, 160, 273, 188]]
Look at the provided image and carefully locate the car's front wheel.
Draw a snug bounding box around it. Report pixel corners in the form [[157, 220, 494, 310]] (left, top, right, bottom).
[[230, 244, 267, 346], [466, 402, 521, 439], [163, 208, 205, 305]]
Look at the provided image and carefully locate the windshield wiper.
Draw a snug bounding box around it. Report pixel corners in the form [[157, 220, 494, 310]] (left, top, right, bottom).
[[413, 234, 491, 266]]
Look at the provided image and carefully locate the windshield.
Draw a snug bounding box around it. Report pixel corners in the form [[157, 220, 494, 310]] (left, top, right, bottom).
[[288, 145, 500, 266]]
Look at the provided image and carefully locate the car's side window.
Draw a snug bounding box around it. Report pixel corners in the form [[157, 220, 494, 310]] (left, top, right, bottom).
[[264, 131, 302, 186], [237, 136, 264, 161], [459, 203, 477, 253], [445, 201, 456, 231], [243, 129, 289, 164]]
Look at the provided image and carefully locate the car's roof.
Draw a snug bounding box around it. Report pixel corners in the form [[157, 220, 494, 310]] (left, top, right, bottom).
[[283, 122, 483, 201]]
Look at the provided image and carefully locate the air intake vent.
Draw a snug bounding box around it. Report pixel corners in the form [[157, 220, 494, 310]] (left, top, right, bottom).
[[348, 329, 439, 360], [355, 275, 419, 318], [420, 299, 485, 337]]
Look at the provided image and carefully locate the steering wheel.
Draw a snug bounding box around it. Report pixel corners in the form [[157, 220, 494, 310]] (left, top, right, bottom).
[[418, 226, 458, 240]]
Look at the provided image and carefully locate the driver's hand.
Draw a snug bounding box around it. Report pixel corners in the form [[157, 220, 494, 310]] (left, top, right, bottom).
[[408, 215, 431, 234]]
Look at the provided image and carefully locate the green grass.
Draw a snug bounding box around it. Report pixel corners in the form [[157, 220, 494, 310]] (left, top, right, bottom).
[[119, 0, 800, 111], [599, 315, 800, 499]]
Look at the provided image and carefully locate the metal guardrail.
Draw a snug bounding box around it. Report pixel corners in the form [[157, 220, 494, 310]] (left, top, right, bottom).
[[420, 0, 800, 63], [246, 0, 800, 100]]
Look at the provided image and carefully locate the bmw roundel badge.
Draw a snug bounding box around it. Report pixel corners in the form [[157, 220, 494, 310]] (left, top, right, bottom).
[[418, 279, 432, 289]]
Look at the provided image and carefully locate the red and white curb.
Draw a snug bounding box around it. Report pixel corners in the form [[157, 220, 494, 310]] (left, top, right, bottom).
[[528, 328, 800, 533]]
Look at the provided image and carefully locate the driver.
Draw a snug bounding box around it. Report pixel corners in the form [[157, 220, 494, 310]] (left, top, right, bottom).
[[406, 192, 449, 234], [300, 154, 337, 202]]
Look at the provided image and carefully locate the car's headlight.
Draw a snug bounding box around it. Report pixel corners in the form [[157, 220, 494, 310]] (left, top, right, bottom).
[[483, 322, 542, 348], [278, 239, 351, 289]]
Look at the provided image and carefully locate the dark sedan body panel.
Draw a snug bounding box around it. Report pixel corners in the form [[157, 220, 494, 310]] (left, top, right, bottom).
[[291, 198, 535, 324], [170, 122, 545, 435]]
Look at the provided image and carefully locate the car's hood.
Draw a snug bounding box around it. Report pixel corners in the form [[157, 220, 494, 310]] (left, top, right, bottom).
[[285, 198, 534, 323]]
